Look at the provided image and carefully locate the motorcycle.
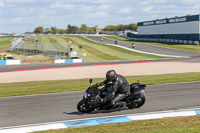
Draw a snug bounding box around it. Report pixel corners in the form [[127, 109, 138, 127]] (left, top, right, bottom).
[[77, 78, 146, 113]]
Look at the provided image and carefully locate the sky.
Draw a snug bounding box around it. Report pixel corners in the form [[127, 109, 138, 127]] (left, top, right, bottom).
[[0, 0, 200, 33]]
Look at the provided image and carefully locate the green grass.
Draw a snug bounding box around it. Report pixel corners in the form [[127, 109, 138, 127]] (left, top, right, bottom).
[[34, 116, 200, 133], [62, 36, 163, 61], [0, 37, 54, 63], [0, 37, 13, 48], [35, 116, 200, 133], [0, 72, 200, 97], [106, 36, 200, 52], [20, 35, 165, 62]]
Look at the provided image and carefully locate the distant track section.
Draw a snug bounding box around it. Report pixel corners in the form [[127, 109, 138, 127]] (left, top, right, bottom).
[[87, 36, 200, 57]]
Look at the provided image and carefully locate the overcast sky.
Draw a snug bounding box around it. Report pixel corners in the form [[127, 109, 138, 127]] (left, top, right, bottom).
[[0, 0, 199, 33]]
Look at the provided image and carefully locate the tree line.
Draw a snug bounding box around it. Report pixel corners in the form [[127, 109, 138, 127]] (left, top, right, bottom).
[[103, 24, 137, 31], [32, 23, 137, 34]]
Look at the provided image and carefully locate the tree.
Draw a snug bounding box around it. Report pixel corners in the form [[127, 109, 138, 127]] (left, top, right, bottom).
[[122, 25, 129, 31], [116, 24, 123, 31], [67, 24, 72, 33], [71, 25, 79, 33], [80, 24, 89, 33], [44, 28, 51, 33], [58, 29, 66, 33], [129, 23, 137, 31], [51, 27, 58, 34], [89, 27, 95, 33], [34, 26, 44, 33]]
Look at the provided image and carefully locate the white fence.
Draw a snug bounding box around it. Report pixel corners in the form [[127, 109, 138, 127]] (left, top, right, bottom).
[[9, 37, 23, 51]]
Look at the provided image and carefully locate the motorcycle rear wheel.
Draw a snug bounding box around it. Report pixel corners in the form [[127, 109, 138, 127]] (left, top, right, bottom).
[[77, 100, 95, 113], [127, 94, 146, 109]]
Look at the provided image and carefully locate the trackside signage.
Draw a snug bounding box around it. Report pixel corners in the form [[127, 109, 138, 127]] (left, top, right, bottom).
[[143, 17, 187, 26], [169, 17, 186, 23], [138, 14, 200, 26]]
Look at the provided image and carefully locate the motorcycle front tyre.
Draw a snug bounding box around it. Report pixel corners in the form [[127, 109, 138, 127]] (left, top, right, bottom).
[[77, 100, 95, 113]]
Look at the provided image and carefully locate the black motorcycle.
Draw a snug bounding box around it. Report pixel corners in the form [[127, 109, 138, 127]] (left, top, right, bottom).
[[77, 79, 146, 113]]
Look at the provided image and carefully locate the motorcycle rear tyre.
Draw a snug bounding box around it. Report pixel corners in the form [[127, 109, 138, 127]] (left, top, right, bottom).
[[127, 93, 146, 109]]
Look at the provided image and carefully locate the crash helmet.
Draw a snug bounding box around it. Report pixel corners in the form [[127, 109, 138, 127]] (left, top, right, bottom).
[[106, 70, 117, 81]]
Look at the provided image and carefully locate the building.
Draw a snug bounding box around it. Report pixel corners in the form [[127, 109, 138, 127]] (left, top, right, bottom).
[[137, 14, 200, 41]]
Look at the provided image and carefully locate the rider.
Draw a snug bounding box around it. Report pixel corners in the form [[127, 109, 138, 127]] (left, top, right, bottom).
[[95, 70, 131, 108]]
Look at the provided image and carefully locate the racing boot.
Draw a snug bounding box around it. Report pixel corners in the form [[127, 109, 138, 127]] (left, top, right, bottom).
[[114, 101, 127, 109]]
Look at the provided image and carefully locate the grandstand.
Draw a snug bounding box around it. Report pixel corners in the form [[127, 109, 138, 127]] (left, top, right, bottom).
[[127, 14, 200, 42]]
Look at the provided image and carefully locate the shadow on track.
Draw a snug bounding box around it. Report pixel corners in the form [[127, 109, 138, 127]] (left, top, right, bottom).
[[64, 108, 128, 115]]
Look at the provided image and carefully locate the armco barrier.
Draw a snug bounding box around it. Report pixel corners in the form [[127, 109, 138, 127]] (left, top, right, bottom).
[[0, 60, 21, 65], [54, 58, 84, 64]]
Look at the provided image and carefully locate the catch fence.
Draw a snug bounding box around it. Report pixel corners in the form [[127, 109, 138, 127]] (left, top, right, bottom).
[[9, 35, 68, 56]]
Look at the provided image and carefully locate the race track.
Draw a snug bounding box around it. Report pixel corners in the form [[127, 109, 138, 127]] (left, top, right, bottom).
[[0, 58, 181, 73], [0, 81, 200, 128], [87, 36, 200, 57], [0, 36, 200, 130]]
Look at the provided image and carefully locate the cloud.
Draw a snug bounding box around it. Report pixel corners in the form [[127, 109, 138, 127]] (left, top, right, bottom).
[[167, 5, 177, 8], [94, 0, 116, 4], [153, 0, 166, 3], [13, 17, 24, 21], [88, 12, 108, 18], [118, 8, 132, 14], [122, 16, 135, 21], [79, 4, 109, 12], [97, 5, 109, 10], [1, 0, 200, 33], [182, 0, 200, 4], [140, 1, 150, 5], [143, 6, 153, 12], [0, 0, 4, 7], [192, 5, 200, 9], [150, 15, 159, 19], [5, 0, 38, 3], [50, 3, 75, 10], [79, 5, 94, 12], [140, 0, 166, 5]]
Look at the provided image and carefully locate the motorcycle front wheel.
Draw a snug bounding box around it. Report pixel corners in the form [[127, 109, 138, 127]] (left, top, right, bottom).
[[127, 93, 146, 109], [77, 100, 95, 113]]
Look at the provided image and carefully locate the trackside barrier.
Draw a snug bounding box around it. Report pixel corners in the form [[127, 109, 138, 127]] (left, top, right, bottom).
[[54, 58, 85, 64], [14, 48, 67, 56], [130, 38, 199, 45], [9, 37, 23, 51], [0, 60, 21, 65]]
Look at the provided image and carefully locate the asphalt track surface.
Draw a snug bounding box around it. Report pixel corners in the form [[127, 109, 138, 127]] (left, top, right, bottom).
[[87, 36, 200, 57], [0, 81, 200, 128]]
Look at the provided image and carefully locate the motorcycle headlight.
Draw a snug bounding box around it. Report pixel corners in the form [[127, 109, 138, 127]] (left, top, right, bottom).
[[83, 92, 87, 98]]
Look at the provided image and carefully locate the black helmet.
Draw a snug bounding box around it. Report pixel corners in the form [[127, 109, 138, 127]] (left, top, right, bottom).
[[106, 70, 117, 81]]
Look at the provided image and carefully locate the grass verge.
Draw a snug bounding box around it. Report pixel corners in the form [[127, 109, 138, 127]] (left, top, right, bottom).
[[34, 116, 200, 133], [20, 35, 164, 62], [106, 36, 200, 52], [0, 72, 200, 97], [0, 37, 13, 48]]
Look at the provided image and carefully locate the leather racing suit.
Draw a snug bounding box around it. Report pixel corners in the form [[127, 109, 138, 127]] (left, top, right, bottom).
[[95, 74, 131, 107]]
